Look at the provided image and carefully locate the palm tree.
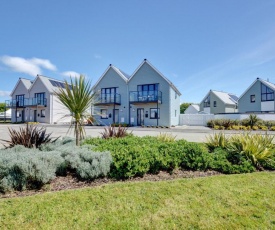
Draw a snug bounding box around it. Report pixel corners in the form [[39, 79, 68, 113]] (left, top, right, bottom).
[[54, 75, 95, 146]]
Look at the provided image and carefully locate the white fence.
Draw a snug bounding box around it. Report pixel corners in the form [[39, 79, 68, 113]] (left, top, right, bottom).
[[179, 114, 275, 126]]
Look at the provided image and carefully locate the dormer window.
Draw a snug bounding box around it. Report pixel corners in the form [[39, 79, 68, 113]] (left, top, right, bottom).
[[204, 95, 210, 107], [261, 84, 274, 101]]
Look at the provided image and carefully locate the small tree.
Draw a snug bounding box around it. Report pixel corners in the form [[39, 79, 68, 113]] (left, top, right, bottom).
[[54, 75, 95, 146], [0, 103, 6, 112]]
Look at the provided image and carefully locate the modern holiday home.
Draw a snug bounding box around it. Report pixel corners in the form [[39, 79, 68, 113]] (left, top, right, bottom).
[[92, 59, 181, 126], [238, 78, 275, 113], [6, 75, 72, 124], [199, 90, 238, 114]]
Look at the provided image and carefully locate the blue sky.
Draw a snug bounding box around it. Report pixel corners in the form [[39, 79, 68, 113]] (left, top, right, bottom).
[[1, 0, 275, 103]]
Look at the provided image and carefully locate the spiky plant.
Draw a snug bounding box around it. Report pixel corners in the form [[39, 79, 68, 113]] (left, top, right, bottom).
[[157, 133, 177, 142], [100, 125, 131, 139], [1, 124, 59, 148], [248, 114, 260, 127], [227, 133, 275, 170], [54, 75, 96, 146], [206, 132, 229, 151]]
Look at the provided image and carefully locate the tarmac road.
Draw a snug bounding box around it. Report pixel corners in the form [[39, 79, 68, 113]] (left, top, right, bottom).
[[0, 124, 274, 147]]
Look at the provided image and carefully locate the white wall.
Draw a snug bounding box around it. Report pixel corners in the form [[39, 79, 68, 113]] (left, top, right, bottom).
[[179, 114, 214, 126], [180, 113, 275, 126], [261, 101, 274, 111]]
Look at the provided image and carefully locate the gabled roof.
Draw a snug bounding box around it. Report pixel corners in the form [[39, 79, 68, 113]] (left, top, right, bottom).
[[238, 78, 275, 100], [201, 90, 238, 105], [190, 104, 200, 110], [10, 78, 32, 96], [128, 59, 182, 96], [29, 75, 69, 94], [92, 64, 129, 90]]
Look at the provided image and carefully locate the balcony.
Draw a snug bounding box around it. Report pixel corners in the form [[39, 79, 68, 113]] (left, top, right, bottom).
[[129, 91, 162, 104], [5, 98, 47, 108], [5, 99, 25, 108], [25, 98, 47, 107], [94, 93, 121, 106]]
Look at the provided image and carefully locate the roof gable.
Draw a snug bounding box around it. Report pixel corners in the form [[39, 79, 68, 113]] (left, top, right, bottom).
[[128, 59, 182, 96], [238, 78, 275, 101], [92, 65, 129, 90], [10, 78, 32, 96]]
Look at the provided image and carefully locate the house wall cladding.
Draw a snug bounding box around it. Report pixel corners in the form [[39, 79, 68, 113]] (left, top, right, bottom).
[[93, 67, 129, 126], [128, 62, 172, 126], [238, 80, 262, 113]]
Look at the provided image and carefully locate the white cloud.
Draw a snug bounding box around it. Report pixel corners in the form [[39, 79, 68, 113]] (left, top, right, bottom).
[[0, 90, 11, 97], [0, 56, 57, 76], [61, 71, 81, 78], [31, 58, 57, 71]]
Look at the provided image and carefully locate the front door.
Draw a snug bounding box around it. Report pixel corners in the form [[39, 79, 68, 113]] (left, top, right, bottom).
[[113, 109, 119, 123], [137, 108, 144, 126], [34, 110, 37, 122]]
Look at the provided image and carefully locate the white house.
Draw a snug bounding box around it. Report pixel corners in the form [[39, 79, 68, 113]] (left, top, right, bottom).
[[92, 59, 182, 126], [199, 90, 238, 114], [6, 75, 72, 124], [238, 78, 275, 113], [184, 104, 199, 114]]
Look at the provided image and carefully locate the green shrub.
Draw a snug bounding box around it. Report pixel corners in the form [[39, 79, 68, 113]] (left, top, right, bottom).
[[209, 148, 255, 174], [180, 142, 211, 171], [84, 136, 198, 178], [259, 125, 268, 131], [270, 126, 275, 131]]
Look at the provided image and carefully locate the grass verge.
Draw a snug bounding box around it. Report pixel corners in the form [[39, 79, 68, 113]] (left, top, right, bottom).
[[0, 172, 274, 229]]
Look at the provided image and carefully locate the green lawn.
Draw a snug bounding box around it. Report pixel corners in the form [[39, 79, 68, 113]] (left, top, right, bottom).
[[0, 172, 274, 229]]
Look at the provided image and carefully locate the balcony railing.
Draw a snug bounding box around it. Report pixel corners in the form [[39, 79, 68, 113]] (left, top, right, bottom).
[[94, 93, 121, 105], [129, 90, 162, 104], [5, 98, 47, 108]]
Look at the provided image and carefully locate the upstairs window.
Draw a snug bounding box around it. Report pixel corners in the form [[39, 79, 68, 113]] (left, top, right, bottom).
[[204, 95, 210, 107], [16, 95, 24, 106], [250, 95, 255, 103], [213, 101, 217, 107], [35, 93, 46, 105], [261, 84, 274, 101]]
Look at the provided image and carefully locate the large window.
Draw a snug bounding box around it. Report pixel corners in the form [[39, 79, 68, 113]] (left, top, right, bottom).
[[204, 95, 210, 107], [100, 109, 108, 119], [101, 88, 117, 102], [150, 108, 160, 119], [261, 84, 274, 101], [16, 95, 24, 106], [35, 93, 46, 105], [137, 84, 159, 101]]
